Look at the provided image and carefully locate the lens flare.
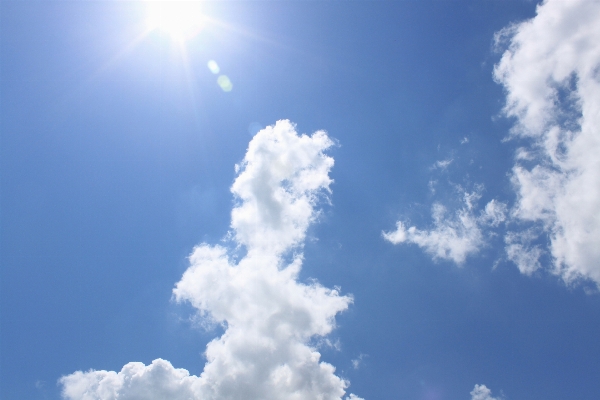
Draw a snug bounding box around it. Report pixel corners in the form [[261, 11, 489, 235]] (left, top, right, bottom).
[[207, 60, 220, 74], [217, 75, 233, 92]]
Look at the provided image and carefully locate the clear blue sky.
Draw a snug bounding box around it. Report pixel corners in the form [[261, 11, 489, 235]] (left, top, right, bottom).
[[2, 1, 600, 399]]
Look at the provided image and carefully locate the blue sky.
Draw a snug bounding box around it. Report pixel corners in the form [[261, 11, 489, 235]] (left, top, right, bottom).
[[2, 1, 600, 399]]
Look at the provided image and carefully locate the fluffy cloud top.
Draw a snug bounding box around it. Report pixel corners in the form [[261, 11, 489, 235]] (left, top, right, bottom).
[[494, 0, 600, 285], [60, 120, 362, 400], [383, 188, 506, 265], [470, 384, 500, 400]]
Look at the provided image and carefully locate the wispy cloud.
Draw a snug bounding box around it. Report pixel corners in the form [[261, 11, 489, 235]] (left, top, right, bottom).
[[351, 354, 367, 370], [383, 187, 506, 265], [431, 158, 454, 170], [494, 0, 600, 286], [504, 229, 544, 275], [60, 120, 362, 400]]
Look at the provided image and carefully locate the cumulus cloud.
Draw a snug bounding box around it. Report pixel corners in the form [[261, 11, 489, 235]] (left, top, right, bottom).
[[60, 359, 203, 400], [388, 0, 600, 280], [494, 0, 600, 285], [60, 120, 361, 400], [470, 384, 501, 400], [383, 188, 506, 265]]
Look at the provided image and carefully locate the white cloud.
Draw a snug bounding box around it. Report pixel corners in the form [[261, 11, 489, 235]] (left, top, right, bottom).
[[383, 188, 506, 265], [389, 0, 600, 282], [494, 0, 600, 285], [346, 395, 364, 400], [481, 200, 508, 227], [505, 229, 543, 275], [351, 354, 366, 370], [432, 158, 453, 170], [59, 359, 202, 400], [470, 384, 501, 400], [60, 120, 361, 400]]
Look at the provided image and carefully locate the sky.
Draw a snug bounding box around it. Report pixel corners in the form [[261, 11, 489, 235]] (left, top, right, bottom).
[[1, 1, 600, 399]]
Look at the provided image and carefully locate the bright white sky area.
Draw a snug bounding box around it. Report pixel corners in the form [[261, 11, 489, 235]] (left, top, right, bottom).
[[1, 1, 599, 399]]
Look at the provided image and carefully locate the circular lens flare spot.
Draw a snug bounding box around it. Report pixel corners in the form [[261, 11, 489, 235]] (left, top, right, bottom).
[[207, 60, 220, 74], [217, 75, 233, 92]]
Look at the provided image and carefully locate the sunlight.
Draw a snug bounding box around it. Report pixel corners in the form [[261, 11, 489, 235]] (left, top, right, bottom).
[[146, 1, 206, 41]]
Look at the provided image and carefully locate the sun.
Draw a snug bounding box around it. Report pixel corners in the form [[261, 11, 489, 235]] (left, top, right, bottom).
[[146, 1, 206, 41]]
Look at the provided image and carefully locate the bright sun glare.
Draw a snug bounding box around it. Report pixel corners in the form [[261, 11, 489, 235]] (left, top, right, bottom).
[[146, 2, 205, 41]]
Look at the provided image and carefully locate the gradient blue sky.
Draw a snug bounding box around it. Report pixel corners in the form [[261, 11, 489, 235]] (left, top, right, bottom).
[[2, 1, 600, 399]]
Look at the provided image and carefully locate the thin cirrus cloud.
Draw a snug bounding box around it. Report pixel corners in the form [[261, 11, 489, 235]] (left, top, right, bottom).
[[385, 0, 600, 289], [60, 120, 362, 400]]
